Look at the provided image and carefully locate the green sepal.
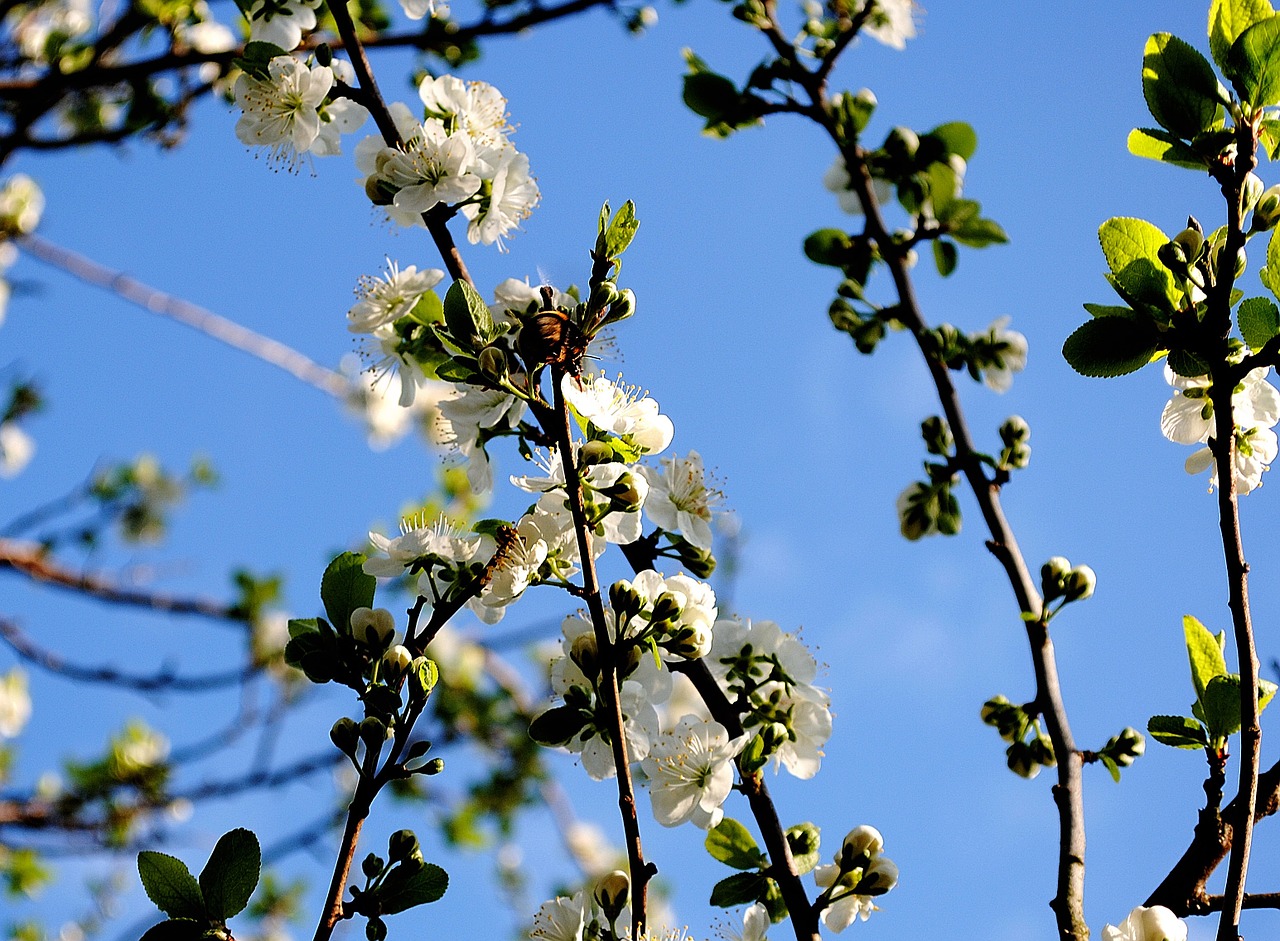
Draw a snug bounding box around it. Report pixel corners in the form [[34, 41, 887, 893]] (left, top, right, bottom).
[[377, 861, 449, 914], [139, 920, 206, 941], [1210, 0, 1277, 73], [709, 872, 768, 908], [1238, 296, 1280, 348], [1184, 614, 1229, 703], [784, 823, 820, 875], [1147, 714, 1210, 749], [705, 818, 767, 870], [1226, 14, 1280, 108], [199, 829, 260, 921], [1127, 128, 1207, 170], [1142, 33, 1225, 138], [528, 706, 587, 746], [1062, 316, 1161, 378], [1098, 217, 1178, 314], [320, 552, 375, 642], [137, 852, 206, 920]]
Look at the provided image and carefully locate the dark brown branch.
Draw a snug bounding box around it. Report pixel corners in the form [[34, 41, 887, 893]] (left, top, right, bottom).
[[0, 537, 247, 625]]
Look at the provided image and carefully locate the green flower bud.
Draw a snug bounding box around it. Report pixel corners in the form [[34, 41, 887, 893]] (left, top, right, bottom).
[[884, 125, 919, 161], [1243, 172, 1264, 216], [1029, 733, 1056, 768], [408, 657, 439, 703], [760, 721, 791, 753], [388, 829, 420, 863], [330, 717, 359, 755], [422, 757, 445, 775], [580, 440, 615, 466], [366, 916, 387, 941], [478, 345, 509, 382], [1040, 556, 1072, 603], [603, 288, 636, 326], [663, 622, 712, 660], [362, 853, 384, 878], [609, 579, 643, 621], [1005, 740, 1040, 779], [839, 825, 884, 871], [1106, 727, 1145, 766], [979, 695, 1011, 726], [359, 716, 387, 749], [588, 280, 619, 316], [593, 870, 630, 924], [998, 415, 1032, 470], [314, 43, 333, 66], [1062, 565, 1096, 603], [570, 633, 600, 681], [605, 471, 646, 512], [921, 415, 953, 456], [1254, 184, 1280, 231], [650, 591, 684, 626], [382, 644, 412, 681]]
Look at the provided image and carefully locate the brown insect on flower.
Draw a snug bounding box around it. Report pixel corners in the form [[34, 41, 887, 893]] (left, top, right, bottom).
[[518, 284, 588, 376]]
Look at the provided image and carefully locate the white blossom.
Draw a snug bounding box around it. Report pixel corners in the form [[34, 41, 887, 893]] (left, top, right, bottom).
[[562, 373, 674, 455], [639, 450, 721, 551], [719, 903, 770, 941], [473, 515, 548, 622], [1101, 905, 1187, 941], [437, 384, 526, 493], [530, 892, 586, 941], [9, 0, 93, 63], [234, 57, 334, 165], [0, 422, 35, 478], [364, 515, 482, 578], [347, 260, 445, 334], [461, 149, 539, 249], [417, 74, 512, 164], [398, 0, 434, 19], [1184, 425, 1278, 494], [861, 0, 917, 50], [978, 316, 1028, 393], [641, 716, 744, 829], [0, 668, 32, 738], [822, 156, 892, 215], [0, 174, 44, 235], [247, 0, 320, 51], [813, 856, 898, 931]]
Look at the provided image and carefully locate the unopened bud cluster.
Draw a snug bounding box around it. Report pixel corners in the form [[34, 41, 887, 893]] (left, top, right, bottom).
[[981, 695, 1055, 780], [1041, 556, 1096, 611]]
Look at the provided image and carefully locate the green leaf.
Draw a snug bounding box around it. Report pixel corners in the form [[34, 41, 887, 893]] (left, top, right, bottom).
[[803, 229, 850, 267], [528, 706, 587, 746], [932, 239, 958, 277], [1100, 753, 1121, 783], [926, 121, 977, 161], [1062, 316, 1161, 378], [1203, 674, 1245, 738], [442, 280, 497, 350], [705, 818, 766, 870], [1238, 296, 1280, 348], [1184, 614, 1229, 704], [1211, 0, 1276, 71], [602, 200, 640, 260], [1083, 303, 1138, 319], [1168, 349, 1212, 378], [1147, 714, 1210, 749], [378, 861, 449, 914], [137, 852, 205, 920], [709, 872, 768, 908], [320, 552, 375, 641], [1127, 128, 1207, 170], [683, 70, 739, 121], [1143, 33, 1225, 138], [284, 630, 338, 684], [199, 829, 260, 920], [949, 215, 1008, 248], [1226, 15, 1280, 107], [784, 823, 821, 875], [139, 921, 206, 941], [1262, 678, 1278, 712], [286, 617, 318, 638], [1098, 217, 1178, 314]]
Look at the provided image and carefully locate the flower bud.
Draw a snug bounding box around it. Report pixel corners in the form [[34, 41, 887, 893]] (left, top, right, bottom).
[[884, 125, 919, 161], [588, 280, 619, 316], [760, 721, 791, 753], [856, 856, 899, 896], [664, 622, 712, 660], [382, 644, 412, 681], [570, 633, 601, 681], [649, 591, 684, 626], [359, 716, 387, 749], [593, 870, 630, 924], [314, 42, 333, 66], [1040, 556, 1071, 602], [604, 288, 636, 325], [1106, 727, 1145, 766], [605, 471, 646, 512], [362, 853, 385, 878], [478, 345, 509, 382], [350, 607, 396, 650], [366, 916, 387, 941], [979, 695, 1012, 727], [1063, 565, 1096, 603], [920, 415, 952, 456], [609, 579, 643, 621], [422, 757, 445, 775], [388, 829, 420, 863], [1254, 184, 1280, 231], [408, 657, 438, 702], [580, 440, 615, 466], [1005, 740, 1040, 779], [330, 717, 360, 755], [1243, 171, 1265, 215], [1030, 733, 1056, 768], [839, 825, 884, 870]]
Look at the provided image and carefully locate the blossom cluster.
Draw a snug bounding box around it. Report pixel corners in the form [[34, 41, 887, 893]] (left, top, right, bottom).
[[356, 75, 539, 248], [1161, 360, 1280, 494]]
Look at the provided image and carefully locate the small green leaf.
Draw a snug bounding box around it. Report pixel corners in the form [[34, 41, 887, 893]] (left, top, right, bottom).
[[1226, 14, 1280, 107], [286, 617, 318, 639], [1168, 349, 1212, 378], [949, 216, 1008, 248], [200, 829, 260, 921], [603, 201, 640, 260], [1238, 296, 1280, 348], [709, 872, 768, 908], [1127, 128, 1207, 170], [1100, 754, 1121, 783], [683, 71, 740, 121], [1211, 0, 1276, 72], [1203, 674, 1245, 738], [1098, 217, 1178, 314], [1184, 614, 1229, 704], [1083, 303, 1138, 319], [139, 921, 206, 941], [137, 852, 205, 920], [1143, 33, 1225, 138], [1062, 316, 1161, 378], [784, 823, 821, 875], [1147, 714, 1210, 749], [1262, 678, 1278, 712], [528, 706, 587, 746], [320, 552, 375, 641], [932, 239, 958, 277], [284, 630, 338, 684], [926, 121, 977, 161], [705, 818, 766, 870], [378, 861, 449, 914], [443, 281, 497, 350], [803, 229, 851, 267]]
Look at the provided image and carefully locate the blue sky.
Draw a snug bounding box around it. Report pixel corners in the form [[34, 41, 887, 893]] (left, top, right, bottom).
[[2, 2, 1276, 940]]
